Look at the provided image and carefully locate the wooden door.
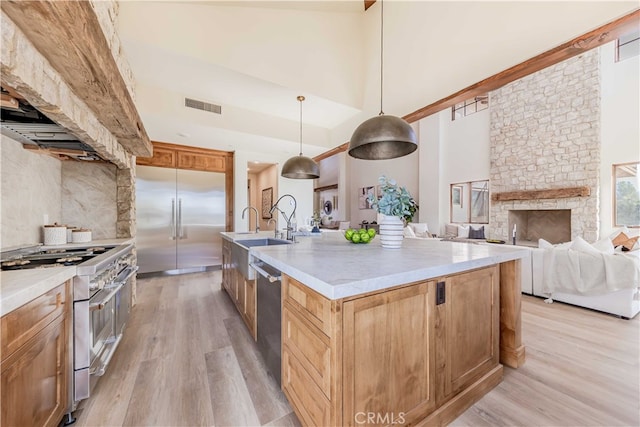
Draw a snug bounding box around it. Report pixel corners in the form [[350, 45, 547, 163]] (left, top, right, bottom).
[[1, 315, 68, 427], [437, 266, 499, 401], [342, 281, 436, 426]]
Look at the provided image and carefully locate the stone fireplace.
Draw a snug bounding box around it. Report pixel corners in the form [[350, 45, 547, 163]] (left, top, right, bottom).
[[489, 49, 600, 244]]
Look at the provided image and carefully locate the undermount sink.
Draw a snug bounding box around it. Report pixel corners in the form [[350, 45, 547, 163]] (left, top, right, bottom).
[[234, 238, 292, 248], [232, 238, 291, 279]]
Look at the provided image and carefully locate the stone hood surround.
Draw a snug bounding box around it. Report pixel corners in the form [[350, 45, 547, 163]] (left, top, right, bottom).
[[1, 1, 151, 158]]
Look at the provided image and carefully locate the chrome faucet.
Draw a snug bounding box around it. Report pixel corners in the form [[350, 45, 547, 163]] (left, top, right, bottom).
[[269, 194, 297, 241], [267, 218, 279, 238], [241, 206, 260, 233]]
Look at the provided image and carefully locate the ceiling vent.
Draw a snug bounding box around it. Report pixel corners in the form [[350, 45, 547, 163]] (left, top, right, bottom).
[[184, 97, 222, 114]]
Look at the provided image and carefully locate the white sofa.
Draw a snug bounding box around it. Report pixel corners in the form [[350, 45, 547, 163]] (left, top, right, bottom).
[[528, 244, 640, 319]]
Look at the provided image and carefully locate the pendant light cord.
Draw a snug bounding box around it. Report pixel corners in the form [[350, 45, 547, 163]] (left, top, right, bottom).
[[298, 95, 304, 156], [379, 0, 384, 116]]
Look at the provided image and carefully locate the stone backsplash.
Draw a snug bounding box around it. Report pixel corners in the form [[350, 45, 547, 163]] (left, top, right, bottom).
[[489, 49, 600, 243]]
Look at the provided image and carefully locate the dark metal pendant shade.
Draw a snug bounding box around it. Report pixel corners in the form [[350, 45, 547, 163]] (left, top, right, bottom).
[[348, 114, 417, 160], [281, 154, 320, 179], [281, 95, 320, 179]]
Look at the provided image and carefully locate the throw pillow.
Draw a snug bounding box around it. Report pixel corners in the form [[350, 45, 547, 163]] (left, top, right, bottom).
[[457, 225, 470, 238], [468, 225, 485, 239], [403, 226, 416, 238], [410, 223, 429, 238], [621, 236, 639, 251], [592, 238, 614, 255], [612, 232, 630, 248], [445, 224, 458, 238], [571, 236, 601, 255]]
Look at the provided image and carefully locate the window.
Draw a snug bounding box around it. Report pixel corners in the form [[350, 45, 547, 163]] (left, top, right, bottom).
[[616, 30, 640, 62], [450, 180, 489, 223], [613, 162, 639, 228], [451, 95, 489, 121]]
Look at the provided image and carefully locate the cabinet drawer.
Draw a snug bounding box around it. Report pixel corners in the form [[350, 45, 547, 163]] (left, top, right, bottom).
[[283, 349, 331, 427], [284, 275, 332, 337], [283, 304, 331, 398], [1, 282, 68, 361]]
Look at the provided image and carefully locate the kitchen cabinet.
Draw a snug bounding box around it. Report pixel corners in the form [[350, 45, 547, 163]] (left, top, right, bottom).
[[221, 241, 257, 339], [282, 265, 501, 427], [136, 141, 227, 173], [1, 281, 71, 427]]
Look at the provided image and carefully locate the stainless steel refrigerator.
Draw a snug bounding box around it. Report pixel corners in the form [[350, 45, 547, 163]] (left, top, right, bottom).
[[136, 165, 226, 274]]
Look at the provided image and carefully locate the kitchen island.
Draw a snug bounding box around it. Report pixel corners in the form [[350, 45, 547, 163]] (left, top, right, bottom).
[[223, 232, 528, 426]]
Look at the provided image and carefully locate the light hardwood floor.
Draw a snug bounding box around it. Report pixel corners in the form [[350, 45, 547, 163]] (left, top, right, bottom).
[[73, 271, 639, 427]]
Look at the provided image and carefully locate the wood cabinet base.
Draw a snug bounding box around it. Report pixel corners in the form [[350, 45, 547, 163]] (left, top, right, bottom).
[[282, 264, 520, 426]]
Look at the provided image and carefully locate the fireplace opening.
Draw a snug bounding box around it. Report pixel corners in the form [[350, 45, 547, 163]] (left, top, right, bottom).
[[508, 209, 571, 247]]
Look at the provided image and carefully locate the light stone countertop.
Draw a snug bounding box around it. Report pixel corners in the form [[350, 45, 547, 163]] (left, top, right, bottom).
[[225, 231, 530, 300], [0, 238, 134, 316]]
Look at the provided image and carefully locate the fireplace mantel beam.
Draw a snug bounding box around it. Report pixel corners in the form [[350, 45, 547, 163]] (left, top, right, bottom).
[[492, 187, 591, 202], [1, 0, 152, 157]]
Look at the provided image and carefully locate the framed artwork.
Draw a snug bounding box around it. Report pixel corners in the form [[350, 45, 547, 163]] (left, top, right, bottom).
[[262, 187, 273, 219], [359, 186, 375, 209]]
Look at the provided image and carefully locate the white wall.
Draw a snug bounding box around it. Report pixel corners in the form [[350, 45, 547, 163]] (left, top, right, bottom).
[[418, 108, 491, 235], [346, 122, 420, 227], [234, 149, 313, 233], [600, 41, 640, 238], [1, 137, 62, 248]]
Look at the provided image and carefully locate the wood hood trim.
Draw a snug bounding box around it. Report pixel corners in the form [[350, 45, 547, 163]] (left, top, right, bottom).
[[491, 186, 591, 202], [1, 0, 152, 157]]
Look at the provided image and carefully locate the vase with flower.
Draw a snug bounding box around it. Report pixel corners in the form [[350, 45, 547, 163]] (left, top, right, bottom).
[[367, 175, 418, 248]]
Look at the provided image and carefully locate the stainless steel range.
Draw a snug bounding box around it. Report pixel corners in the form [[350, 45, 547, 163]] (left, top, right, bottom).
[[1, 243, 137, 411]]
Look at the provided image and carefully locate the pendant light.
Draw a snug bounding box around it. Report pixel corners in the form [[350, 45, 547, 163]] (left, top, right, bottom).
[[281, 95, 320, 179], [348, 0, 417, 160]]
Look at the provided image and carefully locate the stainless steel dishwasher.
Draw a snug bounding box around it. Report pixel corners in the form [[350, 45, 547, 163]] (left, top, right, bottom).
[[251, 260, 283, 386]]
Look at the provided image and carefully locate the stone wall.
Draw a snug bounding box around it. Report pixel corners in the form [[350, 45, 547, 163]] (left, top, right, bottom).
[[489, 49, 601, 242]]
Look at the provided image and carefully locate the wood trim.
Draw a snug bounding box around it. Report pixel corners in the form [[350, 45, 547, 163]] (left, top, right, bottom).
[[499, 260, 525, 369], [1, 0, 152, 157], [491, 186, 590, 202], [314, 184, 338, 193], [403, 9, 640, 123], [364, 1, 376, 12], [315, 9, 638, 157], [148, 141, 233, 158], [313, 143, 348, 162]]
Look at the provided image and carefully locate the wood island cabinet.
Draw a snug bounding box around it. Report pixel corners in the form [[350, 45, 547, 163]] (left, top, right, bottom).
[[282, 265, 502, 427], [221, 239, 257, 339], [1, 281, 71, 427]]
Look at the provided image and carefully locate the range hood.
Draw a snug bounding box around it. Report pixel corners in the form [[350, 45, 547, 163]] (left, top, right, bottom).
[[1, 88, 103, 161]]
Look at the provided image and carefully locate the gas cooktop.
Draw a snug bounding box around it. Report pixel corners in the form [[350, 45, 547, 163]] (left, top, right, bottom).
[[1, 246, 115, 271]]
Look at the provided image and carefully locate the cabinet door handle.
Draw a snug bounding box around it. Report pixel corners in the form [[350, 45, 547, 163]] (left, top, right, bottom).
[[436, 281, 446, 305]]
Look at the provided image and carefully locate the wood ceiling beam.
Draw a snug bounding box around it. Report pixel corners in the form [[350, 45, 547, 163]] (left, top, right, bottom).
[[1, 0, 152, 157], [313, 9, 639, 161], [403, 9, 640, 123]]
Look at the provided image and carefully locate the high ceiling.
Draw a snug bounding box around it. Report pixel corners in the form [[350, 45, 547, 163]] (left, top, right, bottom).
[[117, 1, 638, 160]]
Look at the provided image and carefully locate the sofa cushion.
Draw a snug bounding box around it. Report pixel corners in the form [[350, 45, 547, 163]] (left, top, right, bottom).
[[571, 236, 601, 255], [445, 224, 458, 238], [409, 222, 429, 238], [457, 224, 470, 238], [592, 238, 615, 255], [468, 225, 485, 239], [403, 226, 416, 238]]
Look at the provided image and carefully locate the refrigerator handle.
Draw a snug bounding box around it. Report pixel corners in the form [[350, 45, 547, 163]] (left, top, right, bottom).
[[171, 198, 176, 240], [178, 198, 184, 239]]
